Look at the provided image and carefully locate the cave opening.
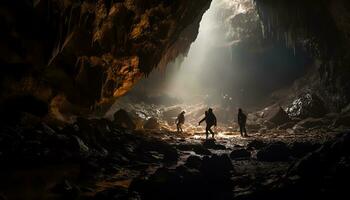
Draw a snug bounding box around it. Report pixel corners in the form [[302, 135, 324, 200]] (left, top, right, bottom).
[[106, 0, 312, 133]]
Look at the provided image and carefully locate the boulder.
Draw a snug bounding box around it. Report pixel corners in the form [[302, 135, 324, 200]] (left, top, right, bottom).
[[185, 155, 202, 169], [257, 142, 291, 162], [294, 117, 330, 129], [290, 141, 320, 157], [286, 92, 328, 119], [143, 118, 160, 130], [201, 154, 234, 180], [113, 109, 136, 130], [247, 140, 266, 150], [130, 167, 182, 200], [262, 105, 291, 126], [230, 149, 251, 160]]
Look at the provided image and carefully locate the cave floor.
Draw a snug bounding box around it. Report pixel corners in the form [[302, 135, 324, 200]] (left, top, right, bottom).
[[0, 122, 347, 200]]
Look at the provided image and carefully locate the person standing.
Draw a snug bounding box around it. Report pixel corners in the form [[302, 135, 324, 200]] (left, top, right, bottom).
[[175, 111, 185, 133], [238, 108, 247, 137]]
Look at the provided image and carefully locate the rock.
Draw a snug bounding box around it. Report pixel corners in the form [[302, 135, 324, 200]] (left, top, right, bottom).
[[290, 141, 320, 157], [140, 139, 179, 162], [131, 167, 182, 200], [176, 144, 211, 155], [113, 109, 136, 130], [162, 106, 182, 124], [332, 114, 350, 127], [294, 117, 331, 129], [143, 118, 160, 130], [258, 127, 267, 134], [51, 180, 80, 199], [257, 142, 291, 162], [201, 154, 234, 180], [185, 155, 202, 169], [262, 105, 291, 125], [287, 148, 324, 178], [286, 92, 328, 119], [246, 123, 261, 132], [230, 149, 251, 160], [247, 140, 266, 150], [93, 186, 140, 200], [203, 139, 226, 150], [71, 135, 89, 155], [278, 122, 296, 130]]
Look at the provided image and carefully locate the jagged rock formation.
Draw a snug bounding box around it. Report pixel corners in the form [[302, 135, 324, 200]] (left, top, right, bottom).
[[0, 0, 211, 119], [254, 0, 350, 111]]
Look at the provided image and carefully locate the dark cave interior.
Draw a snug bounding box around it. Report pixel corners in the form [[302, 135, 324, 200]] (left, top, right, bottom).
[[0, 0, 350, 200]]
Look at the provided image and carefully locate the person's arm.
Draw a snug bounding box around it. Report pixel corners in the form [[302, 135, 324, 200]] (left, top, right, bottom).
[[199, 117, 206, 125]]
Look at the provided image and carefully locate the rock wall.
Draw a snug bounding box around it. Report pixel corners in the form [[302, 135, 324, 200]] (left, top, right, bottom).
[[0, 0, 211, 119], [254, 0, 350, 111]]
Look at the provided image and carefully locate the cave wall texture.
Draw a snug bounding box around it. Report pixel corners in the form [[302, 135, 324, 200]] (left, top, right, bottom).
[[254, 0, 350, 111], [0, 0, 211, 119], [1, 0, 350, 121]]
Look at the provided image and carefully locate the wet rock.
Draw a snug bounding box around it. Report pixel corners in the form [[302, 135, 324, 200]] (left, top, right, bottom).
[[185, 155, 202, 169], [262, 105, 291, 126], [230, 149, 251, 160], [114, 109, 136, 130], [247, 140, 266, 150], [286, 92, 328, 119], [203, 139, 226, 150], [257, 142, 291, 162], [143, 118, 160, 130]]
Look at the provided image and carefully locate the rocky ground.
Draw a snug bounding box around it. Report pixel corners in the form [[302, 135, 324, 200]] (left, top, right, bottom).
[[1, 93, 350, 200], [0, 105, 349, 200]]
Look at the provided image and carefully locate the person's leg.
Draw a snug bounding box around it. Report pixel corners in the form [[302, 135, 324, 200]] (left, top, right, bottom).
[[177, 123, 180, 132], [210, 128, 215, 139], [205, 125, 209, 139], [243, 124, 247, 136], [239, 124, 243, 137]]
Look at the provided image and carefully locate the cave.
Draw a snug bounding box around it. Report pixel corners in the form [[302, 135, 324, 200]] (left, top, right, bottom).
[[1, 0, 350, 200]]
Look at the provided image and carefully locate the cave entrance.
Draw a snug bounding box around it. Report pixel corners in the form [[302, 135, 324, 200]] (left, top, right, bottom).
[[107, 0, 311, 135]]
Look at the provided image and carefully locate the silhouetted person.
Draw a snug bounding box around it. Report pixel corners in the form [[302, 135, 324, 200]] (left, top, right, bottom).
[[238, 108, 247, 137], [199, 108, 217, 139], [175, 111, 185, 133]]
